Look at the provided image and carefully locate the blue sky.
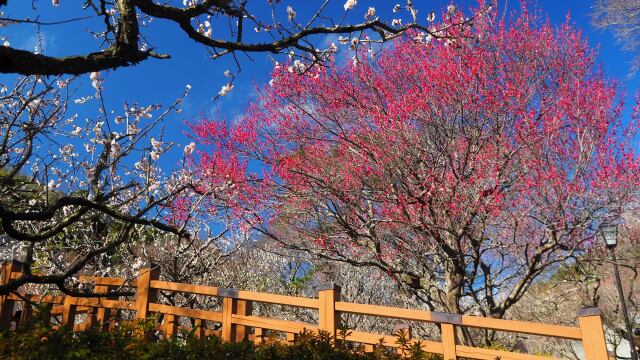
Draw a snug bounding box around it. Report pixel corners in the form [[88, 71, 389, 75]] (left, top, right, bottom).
[[1, 0, 638, 171]]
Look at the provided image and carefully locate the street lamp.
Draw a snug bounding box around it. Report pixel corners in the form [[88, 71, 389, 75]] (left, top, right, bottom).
[[599, 223, 639, 360], [600, 224, 619, 248]]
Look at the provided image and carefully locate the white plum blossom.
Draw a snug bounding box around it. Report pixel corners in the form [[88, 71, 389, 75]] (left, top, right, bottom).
[[60, 144, 74, 157], [89, 71, 103, 91], [344, 0, 357, 11], [51, 0, 60, 6], [415, 32, 433, 44], [26, 98, 41, 114], [134, 158, 149, 172], [184, 142, 195, 156], [349, 38, 360, 50], [111, 141, 121, 158], [286, 6, 296, 21], [132, 258, 145, 271], [148, 180, 159, 192], [200, 19, 212, 38], [365, 7, 375, 19], [56, 79, 69, 88], [218, 83, 234, 96], [93, 121, 103, 134], [127, 123, 139, 135], [338, 36, 349, 44], [427, 12, 435, 22], [392, 18, 402, 26], [150, 151, 160, 161], [151, 138, 161, 149], [288, 60, 306, 74], [71, 126, 82, 135], [3, 40, 9, 47], [393, 4, 401, 13], [447, 4, 456, 13], [47, 180, 57, 190], [224, 69, 232, 77], [74, 96, 93, 104]]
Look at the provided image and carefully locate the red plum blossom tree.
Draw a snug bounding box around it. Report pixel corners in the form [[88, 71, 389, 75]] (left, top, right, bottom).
[[188, 5, 640, 334], [0, 1, 492, 296]]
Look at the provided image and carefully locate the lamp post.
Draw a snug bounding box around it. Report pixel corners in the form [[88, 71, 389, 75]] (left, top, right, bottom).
[[600, 224, 638, 360]]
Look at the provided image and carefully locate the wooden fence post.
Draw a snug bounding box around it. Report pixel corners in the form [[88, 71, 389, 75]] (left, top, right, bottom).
[[93, 285, 107, 330], [235, 299, 252, 342], [18, 305, 32, 329], [164, 314, 177, 339], [0, 260, 23, 330], [79, 279, 100, 330], [253, 327, 264, 344], [61, 295, 77, 330], [286, 332, 296, 343], [135, 264, 160, 321], [434, 312, 461, 360], [193, 318, 206, 338], [83, 307, 96, 330], [221, 288, 249, 342], [221, 293, 234, 341], [578, 307, 609, 360], [441, 323, 457, 360], [317, 283, 341, 340]]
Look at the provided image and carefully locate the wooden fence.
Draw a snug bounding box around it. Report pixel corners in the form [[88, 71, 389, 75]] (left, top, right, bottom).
[[0, 260, 611, 360]]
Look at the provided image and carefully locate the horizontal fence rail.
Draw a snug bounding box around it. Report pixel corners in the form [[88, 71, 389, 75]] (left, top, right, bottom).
[[0, 260, 611, 360]]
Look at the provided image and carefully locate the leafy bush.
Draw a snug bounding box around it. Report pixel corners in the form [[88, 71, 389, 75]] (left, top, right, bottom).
[[0, 308, 439, 360]]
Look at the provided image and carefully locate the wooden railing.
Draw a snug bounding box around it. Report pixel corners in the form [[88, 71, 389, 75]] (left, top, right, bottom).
[[0, 260, 611, 360]]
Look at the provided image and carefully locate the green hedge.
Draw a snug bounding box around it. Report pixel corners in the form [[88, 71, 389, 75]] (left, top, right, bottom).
[[0, 309, 440, 360]]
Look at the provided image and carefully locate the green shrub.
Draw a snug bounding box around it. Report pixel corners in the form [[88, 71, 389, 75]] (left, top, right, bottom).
[[0, 309, 436, 360]]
